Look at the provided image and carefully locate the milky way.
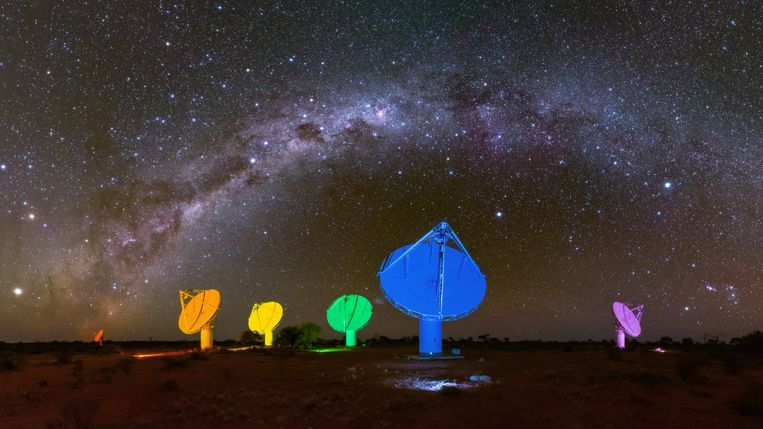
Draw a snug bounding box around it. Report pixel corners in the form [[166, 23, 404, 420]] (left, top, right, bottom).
[[1, 2, 761, 342]]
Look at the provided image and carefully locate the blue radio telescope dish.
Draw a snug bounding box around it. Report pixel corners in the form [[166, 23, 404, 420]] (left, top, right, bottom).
[[378, 221, 486, 355]]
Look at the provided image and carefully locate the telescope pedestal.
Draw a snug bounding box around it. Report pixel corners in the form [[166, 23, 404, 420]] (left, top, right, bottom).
[[345, 330, 357, 347], [200, 326, 213, 351], [615, 327, 625, 349], [264, 330, 274, 347], [419, 319, 442, 354]]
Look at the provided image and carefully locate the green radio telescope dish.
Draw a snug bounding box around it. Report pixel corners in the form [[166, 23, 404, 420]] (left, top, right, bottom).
[[326, 294, 372, 347]]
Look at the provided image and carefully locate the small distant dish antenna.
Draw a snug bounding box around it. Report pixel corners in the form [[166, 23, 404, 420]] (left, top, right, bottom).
[[378, 221, 486, 355], [326, 294, 372, 347], [178, 289, 221, 351], [248, 301, 283, 347], [612, 301, 643, 349], [94, 329, 104, 346]]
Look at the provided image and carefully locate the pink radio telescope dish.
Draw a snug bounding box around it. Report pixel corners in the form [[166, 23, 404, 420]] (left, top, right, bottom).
[[612, 301, 643, 349]]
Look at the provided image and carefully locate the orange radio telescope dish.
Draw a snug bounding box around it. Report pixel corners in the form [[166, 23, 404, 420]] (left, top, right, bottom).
[[94, 329, 104, 346], [248, 301, 283, 347], [178, 289, 221, 351]]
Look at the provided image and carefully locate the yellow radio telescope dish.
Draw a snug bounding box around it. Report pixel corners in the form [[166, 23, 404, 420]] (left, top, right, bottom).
[[248, 301, 283, 347], [178, 289, 221, 350]]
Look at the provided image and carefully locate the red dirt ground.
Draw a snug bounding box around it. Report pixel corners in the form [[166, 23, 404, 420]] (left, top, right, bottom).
[[1, 346, 760, 428]]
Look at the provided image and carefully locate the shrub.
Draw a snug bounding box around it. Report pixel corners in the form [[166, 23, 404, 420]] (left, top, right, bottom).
[[239, 330, 262, 345], [277, 323, 321, 352], [739, 331, 763, 352], [659, 336, 674, 346]]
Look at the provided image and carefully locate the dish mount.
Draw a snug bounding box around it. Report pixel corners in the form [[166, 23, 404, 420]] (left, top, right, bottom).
[[378, 221, 486, 355], [612, 301, 643, 349]]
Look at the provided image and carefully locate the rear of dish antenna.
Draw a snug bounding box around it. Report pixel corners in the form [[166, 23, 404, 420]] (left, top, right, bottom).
[[178, 289, 221, 351], [378, 221, 486, 355], [248, 301, 283, 347], [326, 294, 372, 347], [612, 301, 643, 349]]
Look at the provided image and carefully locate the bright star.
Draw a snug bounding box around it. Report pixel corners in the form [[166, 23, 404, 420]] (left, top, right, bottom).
[[13, 288, 22, 296], [663, 181, 672, 189], [495, 211, 503, 218]]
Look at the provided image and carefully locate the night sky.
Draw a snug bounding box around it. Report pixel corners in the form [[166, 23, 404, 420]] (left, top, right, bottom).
[[1, 1, 761, 343]]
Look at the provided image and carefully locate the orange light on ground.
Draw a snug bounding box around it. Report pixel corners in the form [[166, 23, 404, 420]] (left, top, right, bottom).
[[132, 350, 191, 359]]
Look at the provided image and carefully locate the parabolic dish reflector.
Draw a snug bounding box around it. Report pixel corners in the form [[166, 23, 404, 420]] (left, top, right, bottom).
[[612, 301, 642, 337], [326, 294, 372, 333], [248, 301, 283, 334], [94, 329, 104, 342], [178, 289, 221, 334], [378, 224, 486, 321]]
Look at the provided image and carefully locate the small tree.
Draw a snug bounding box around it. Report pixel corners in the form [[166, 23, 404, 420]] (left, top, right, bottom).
[[240, 330, 262, 345], [277, 323, 321, 352]]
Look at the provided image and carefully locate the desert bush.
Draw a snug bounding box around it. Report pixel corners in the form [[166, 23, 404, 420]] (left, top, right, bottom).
[[739, 331, 763, 352], [277, 323, 321, 352], [659, 336, 674, 346], [730, 380, 763, 416], [239, 330, 262, 345]]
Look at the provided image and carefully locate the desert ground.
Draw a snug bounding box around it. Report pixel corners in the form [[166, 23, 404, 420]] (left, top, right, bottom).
[[1, 342, 762, 428]]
